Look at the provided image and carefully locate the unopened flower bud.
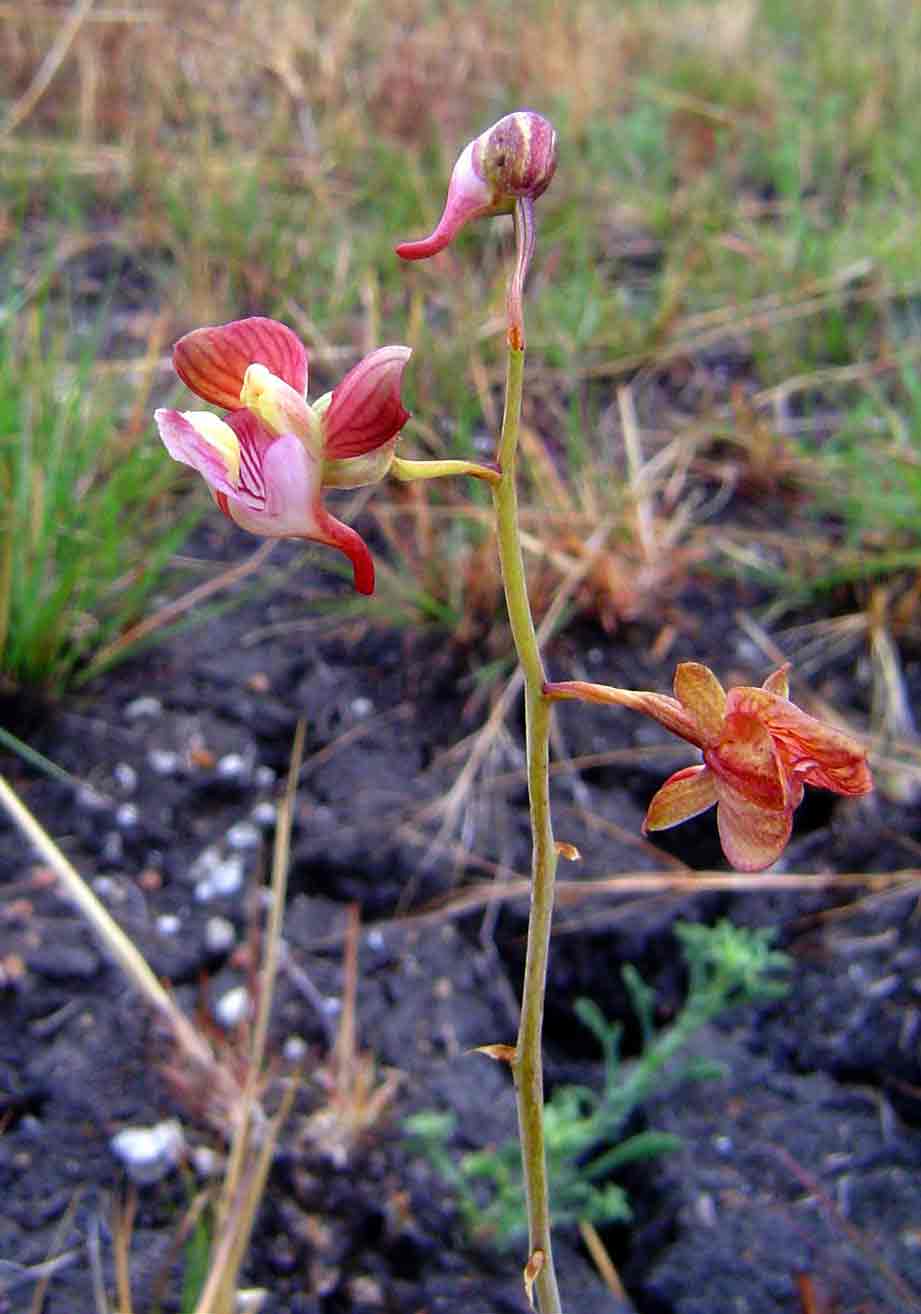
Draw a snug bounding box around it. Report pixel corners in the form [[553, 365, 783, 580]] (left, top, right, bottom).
[[396, 111, 558, 261]]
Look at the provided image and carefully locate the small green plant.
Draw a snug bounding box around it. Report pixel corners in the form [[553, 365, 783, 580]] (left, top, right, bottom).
[[406, 920, 790, 1247], [0, 297, 197, 688]]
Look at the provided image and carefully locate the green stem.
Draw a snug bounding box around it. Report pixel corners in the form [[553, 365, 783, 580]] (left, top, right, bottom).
[[493, 344, 562, 1313]]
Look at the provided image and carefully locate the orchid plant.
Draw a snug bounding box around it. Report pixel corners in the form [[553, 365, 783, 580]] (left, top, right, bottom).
[[156, 110, 873, 1313]]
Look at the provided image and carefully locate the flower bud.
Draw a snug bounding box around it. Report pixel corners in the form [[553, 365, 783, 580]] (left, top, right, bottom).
[[396, 110, 557, 261], [476, 111, 558, 205]]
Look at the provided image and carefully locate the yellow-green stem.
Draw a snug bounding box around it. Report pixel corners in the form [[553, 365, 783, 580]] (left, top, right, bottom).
[[492, 345, 562, 1313]]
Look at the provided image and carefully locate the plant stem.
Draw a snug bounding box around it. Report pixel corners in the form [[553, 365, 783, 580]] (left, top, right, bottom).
[[492, 343, 562, 1313]]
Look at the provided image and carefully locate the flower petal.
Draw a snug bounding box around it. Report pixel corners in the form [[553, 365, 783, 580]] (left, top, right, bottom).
[[173, 317, 308, 410], [715, 790, 793, 872], [311, 504, 376, 596], [155, 407, 263, 510], [395, 141, 499, 260], [673, 662, 726, 746], [643, 765, 718, 832], [323, 346, 411, 461], [761, 664, 790, 698], [225, 432, 320, 538], [726, 688, 873, 797], [240, 363, 319, 449], [707, 711, 789, 810]]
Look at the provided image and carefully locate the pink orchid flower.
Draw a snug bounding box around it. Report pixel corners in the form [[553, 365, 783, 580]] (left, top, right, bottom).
[[155, 317, 411, 594], [547, 663, 872, 871]]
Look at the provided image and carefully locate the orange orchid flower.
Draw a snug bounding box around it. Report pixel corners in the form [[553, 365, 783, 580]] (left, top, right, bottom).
[[545, 663, 872, 871]]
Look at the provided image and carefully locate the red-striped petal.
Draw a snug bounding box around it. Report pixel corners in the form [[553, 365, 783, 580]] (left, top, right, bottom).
[[324, 346, 411, 460], [174, 317, 308, 410]]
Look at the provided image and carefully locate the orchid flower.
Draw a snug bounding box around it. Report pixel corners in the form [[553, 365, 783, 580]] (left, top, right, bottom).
[[546, 663, 873, 871], [155, 317, 411, 594]]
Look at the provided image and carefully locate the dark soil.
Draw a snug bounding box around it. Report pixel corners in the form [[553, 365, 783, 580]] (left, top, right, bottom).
[[2, 521, 921, 1314]]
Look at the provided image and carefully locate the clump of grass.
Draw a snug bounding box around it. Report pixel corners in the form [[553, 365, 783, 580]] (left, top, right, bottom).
[[0, 293, 197, 689]]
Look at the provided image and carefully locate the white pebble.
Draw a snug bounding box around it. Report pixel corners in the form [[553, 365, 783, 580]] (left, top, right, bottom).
[[217, 753, 250, 781], [116, 803, 139, 829], [114, 763, 138, 794], [322, 997, 342, 1017], [205, 916, 236, 954], [125, 696, 162, 721], [254, 765, 276, 788], [191, 1145, 221, 1178], [77, 786, 107, 811], [157, 914, 181, 937], [194, 851, 245, 903], [251, 800, 277, 828], [148, 748, 180, 776], [110, 1120, 184, 1184], [227, 821, 261, 851], [350, 696, 374, 719], [92, 876, 116, 899], [214, 985, 251, 1029], [283, 1035, 308, 1063], [366, 929, 385, 951]]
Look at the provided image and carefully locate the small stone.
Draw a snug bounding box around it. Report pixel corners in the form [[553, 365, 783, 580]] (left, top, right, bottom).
[[254, 765, 276, 788], [92, 876, 116, 899], [139, 868, 162, 891], [217, 753, 250, 782], [193, 852, 245, 903], [189, 745, 217, 769], [205, 916, 236, 954], [366, 929, 384, 951], [114, 763, 138, 794], [148, 748, 180, 777], [322, 997, 342, 1017], [191, 1145, 221, 1178], [77, 786, 107, 811], [157, 914, 181, 937], [246, 672, 271, 693], [350, 696, 374, 719], [283, 1035, 308, 1063], [251, 801, 277, 828], [227, 821, 261, 851], [214, 985, 251, 1029], [116, 803, 139, 829], [110, 1120, 184, 1184], [124, 696, 162, 721]]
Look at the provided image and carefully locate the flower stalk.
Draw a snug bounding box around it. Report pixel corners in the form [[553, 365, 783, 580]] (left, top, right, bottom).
[[492, 325, 562, 1312]]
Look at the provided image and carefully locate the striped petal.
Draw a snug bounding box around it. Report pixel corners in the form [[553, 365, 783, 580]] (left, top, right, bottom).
[[707, 711, 789, 810], [643, 765, 718, 832], [716, 788, 793, 872], [726, 687, 872, 797], [173, 317, 308, 410], [323, 346, 411, 461]]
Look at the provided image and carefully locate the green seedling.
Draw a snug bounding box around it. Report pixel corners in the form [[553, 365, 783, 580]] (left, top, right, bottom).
[[407, 919, 790, 1247]]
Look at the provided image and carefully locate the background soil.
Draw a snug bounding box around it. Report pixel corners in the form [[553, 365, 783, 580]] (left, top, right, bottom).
[[2, 522, 921, 1314]]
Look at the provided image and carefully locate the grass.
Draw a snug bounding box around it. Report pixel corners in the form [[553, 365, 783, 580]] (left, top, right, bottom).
[[0, 279, 198, 688]]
